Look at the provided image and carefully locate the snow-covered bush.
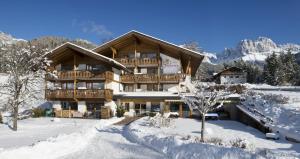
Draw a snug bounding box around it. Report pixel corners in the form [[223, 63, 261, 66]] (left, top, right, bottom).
[[229, 138, 249, 149], [262, 94, 289, 104], [32, 108, 45, 118], [205, 137, 224, 146], [149, 113, 172, 128]]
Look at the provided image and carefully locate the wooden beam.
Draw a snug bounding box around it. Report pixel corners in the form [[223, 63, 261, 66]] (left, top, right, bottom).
[[110, 47, 117, 59], [185, 56, 191, 75], [73, 55, 78, 102]]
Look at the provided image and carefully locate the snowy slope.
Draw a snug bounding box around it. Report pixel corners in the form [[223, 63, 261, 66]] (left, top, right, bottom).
[[215, 37, 300, 63]]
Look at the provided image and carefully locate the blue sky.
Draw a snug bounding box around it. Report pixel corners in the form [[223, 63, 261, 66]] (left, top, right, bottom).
[[0, 0, 300, 53]]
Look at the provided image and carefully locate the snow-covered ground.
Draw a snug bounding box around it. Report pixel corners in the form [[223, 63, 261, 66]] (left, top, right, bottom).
[[0, 118, 101, 149], [241, 88, 300, 143], [1, 116, 300, 158], [0, 117, 165, 159], [129, 117, 300, 158]]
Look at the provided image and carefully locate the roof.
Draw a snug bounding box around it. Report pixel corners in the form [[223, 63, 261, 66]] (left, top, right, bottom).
[[45, 42, 129, 71], [93, 30, 205, 58], [213, 67, 244, 78], [92, 30, 205, 76]]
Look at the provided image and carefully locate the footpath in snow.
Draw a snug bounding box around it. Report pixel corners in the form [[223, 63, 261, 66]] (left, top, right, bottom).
[[0, 117, 165, 159]]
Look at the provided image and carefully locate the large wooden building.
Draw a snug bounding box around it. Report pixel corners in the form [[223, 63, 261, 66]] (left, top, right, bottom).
[[45, 30, 205, 118]]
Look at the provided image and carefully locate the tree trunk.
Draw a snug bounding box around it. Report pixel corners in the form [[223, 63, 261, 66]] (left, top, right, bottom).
[[201, 113, 205, 142], [12, 106, 18, 131]]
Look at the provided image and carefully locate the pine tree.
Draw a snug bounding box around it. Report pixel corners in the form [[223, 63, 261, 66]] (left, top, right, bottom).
[[264, 52, 280, 85]]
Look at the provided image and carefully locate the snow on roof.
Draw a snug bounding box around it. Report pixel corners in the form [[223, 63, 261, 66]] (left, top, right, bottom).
[[93, 30, 205, 58], [45, 42, 128, 71]]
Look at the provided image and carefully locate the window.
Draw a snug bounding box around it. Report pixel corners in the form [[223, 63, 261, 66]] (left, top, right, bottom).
[[77, 82, 86, 89], [86, 102, 103, 111], [236, 76, 239, 78], [92, 82, 104, 89], [151, 103, 160, 112], [61, 65, 73, 71], [61, 101, 78, 110], [62, 83, 67, 89], [67, 83, 74, 89], [230, 76, 233, 78], [86, 82, 92, 89], [124, 84, 134, 92], [55, 64, 61, 71], [86, 64, 107, 71], [77, 64, 86, 71], [124, 103, 130, 111]]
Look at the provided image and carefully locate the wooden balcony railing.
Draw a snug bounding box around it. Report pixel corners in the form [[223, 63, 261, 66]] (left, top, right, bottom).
[[137, 58, 159, 66], [121, 74, 183, 83], [45, 89, 113, 100], [135, 74, 158, 83], [46, 71, 114, 81], [115, 58, 159, 67], [115, 58, 135, 67], [160, 74, 184, 83]]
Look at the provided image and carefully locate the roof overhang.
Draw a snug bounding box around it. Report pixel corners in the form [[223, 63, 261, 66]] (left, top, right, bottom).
[[93, 30, 205, 76], [45, 42, 130, 72]]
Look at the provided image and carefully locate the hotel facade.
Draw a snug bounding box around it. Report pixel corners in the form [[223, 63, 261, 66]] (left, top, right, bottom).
[[45, 31, 205, 118]]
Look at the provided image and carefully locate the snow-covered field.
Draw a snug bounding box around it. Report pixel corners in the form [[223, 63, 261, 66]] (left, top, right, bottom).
[[1, 116, 300, 158], [0, 118, 101, 149], [129, 117, 300, 159], [242, 88, 300, 143], [0, 117, 165, 159]]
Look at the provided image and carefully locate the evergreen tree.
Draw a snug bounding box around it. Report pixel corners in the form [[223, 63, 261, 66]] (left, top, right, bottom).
[[264, 52, 280, 85]]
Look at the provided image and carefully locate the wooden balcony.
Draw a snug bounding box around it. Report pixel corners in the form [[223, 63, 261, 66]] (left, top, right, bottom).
[[45, 89, 113, 100], [121, 74, 183, 83], [137, 58, 159, 67], [115, 58, 135, 67], [115, 58, 159, 67], [135, 74, 158, 83], [46, 71, 114, 81], [160, 74, 183, 83]]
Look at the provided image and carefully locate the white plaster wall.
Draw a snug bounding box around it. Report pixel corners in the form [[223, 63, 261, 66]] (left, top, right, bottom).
[[160, 102, 164, 112], [220, 74, 246, 84], [129, 102, 135, 110], [110, 67, 122, 93], [77, 101, 86, 113], [146, 102, 151, 111], [52, 101, 61, 110], [105, 101, 117, 116]]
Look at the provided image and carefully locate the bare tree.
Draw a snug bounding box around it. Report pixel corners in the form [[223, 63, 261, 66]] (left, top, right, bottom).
[[180, 81, 228, 141], [0, 41, 49, 131]]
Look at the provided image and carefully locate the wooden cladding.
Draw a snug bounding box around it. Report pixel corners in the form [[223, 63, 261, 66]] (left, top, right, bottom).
[[46, 71, 114, 81], [115, 58, 159, 67], [121, 74, 183, 83], [45, 89, 113, 101]]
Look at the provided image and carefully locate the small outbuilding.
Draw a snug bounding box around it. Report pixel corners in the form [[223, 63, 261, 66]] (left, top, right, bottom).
[[213, 67, 246, 84]]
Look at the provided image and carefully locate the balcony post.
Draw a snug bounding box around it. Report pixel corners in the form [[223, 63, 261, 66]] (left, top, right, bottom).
[[73, 55, 77, 100], [157, 46, 161, 91]]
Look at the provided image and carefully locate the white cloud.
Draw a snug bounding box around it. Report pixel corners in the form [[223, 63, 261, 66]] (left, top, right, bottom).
[[72, 19, 112, 36]]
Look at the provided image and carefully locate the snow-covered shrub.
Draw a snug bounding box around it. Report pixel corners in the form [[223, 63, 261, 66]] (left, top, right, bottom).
[[116, 106, 125, 117], [32, 108, 45, 118], [262, 94, 289, 104], [149, 113, 172, 128], [229, 138, 249, 149], [205, 137, 224, 146]]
